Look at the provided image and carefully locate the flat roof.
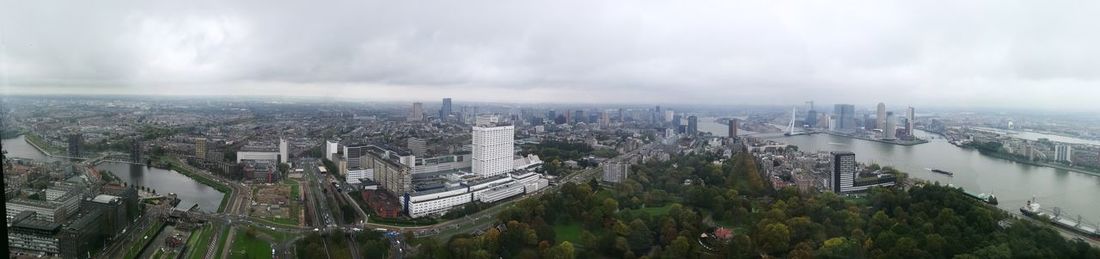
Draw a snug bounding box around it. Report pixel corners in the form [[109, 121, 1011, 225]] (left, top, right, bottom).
[[91, 194, 121, 204]]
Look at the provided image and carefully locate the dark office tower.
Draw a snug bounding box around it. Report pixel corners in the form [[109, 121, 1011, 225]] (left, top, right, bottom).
[[617, 108, 625, 121], [130, 139, 142, 163], [655, 105, 662, 122], [831, 151, 856, 193], [687, 116, 699, 136], [440, 98, 452, 119], [67, 133, 82, 158], [805, 110, 818, 128], [729, 119, 739, 138], [833, 104, 855, 131], [548, 110, 557, 120], [672, 114, 682, 131], [574, 110, 584, 123]]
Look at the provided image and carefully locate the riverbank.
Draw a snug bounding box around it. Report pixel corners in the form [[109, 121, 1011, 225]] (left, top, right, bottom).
[[22, 134, 59, 157], [822, 131, 929, 146], [968, 148, 1100, 177], [152, 155, 234, 212]]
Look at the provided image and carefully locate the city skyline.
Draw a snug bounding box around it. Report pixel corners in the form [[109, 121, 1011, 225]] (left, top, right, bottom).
[[3, 1, 1100, 111]]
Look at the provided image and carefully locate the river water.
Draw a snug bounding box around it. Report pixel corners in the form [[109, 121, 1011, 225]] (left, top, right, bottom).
[[695, 121, 1100, 220], [2, 135, 225, 212]]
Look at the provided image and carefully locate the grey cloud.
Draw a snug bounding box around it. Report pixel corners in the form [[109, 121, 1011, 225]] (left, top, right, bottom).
[[2, 0, 1100, 110]]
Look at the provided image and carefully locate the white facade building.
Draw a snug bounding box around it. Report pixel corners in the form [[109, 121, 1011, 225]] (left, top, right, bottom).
[[325, 141, 339, 161], [1055, 144, 1073, 163], [402, 170, 547, 218], [236, 151, 279, 163], [472, 124, 515, 177], [346, 169, 374, 185], [279, 138, 289, 165]]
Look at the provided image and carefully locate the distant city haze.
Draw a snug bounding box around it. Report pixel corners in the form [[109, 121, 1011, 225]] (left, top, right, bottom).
[[2, 1, 1100, 111]]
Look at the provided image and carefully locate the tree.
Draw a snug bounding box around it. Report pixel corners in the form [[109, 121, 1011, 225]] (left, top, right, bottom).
[[757, 223, 791, 255], [627, 219, 654, 252], [546, 241, 576, 259]]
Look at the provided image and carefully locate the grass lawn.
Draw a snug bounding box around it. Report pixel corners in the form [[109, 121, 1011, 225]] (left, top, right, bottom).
[[214, 227, 231, 259], [284, 179, 300, 199], [229, 231, 273, 259], [553, 222, 584, 244], [251, 224, 294, 242], [186, 225, 215, 259], [635, 204, 673, 217]]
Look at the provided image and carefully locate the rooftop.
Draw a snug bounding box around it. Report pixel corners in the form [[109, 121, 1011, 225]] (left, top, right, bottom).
[[90, 194, 121, 204]]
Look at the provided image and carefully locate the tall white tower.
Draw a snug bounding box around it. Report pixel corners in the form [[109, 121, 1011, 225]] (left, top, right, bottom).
[[279, 138, 289, 165], [472, 122, 515, 177]]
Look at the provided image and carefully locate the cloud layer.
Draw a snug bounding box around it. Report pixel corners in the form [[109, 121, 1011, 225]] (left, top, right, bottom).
[[2, 0, 1100, 110]]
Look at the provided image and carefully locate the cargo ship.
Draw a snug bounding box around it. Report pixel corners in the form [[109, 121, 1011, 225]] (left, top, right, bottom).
[[929, 168, 954, 176], [1020, 199, 1100, 238]]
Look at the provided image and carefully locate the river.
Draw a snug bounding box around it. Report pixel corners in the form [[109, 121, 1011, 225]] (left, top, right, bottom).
[[695, 125, 1100, 220], [2, 135, 225, 212]]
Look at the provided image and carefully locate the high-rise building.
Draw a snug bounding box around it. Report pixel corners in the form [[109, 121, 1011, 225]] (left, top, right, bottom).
[[472, 122, 515, 177], [1055, 144, 1073, 163], [195, 138, 207, 160], [599, 111, 610, 128], [130, 139, 143, 163], [833, 104, 856, 131], [325, 140, 339, 161], [408, 102, 424, 122], [906, 107, 915, 136], [876, 102, 886, 130], [601, 161, 630, 183], [574, 110, 584, 123], [728, 119, 739, 138], [440, 98, 453, 119], [345, 145, 366, 169], [279, 138, 289, 165], [885, 112, 897, 140], [67, 133, 82, 158], [805, 110, 818, 128], [83, 195, 128, 237], [687, 116, 699, 136], [831, 151, 856, 193]]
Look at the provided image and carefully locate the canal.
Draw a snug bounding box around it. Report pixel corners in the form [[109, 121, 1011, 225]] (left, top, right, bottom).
[[697, 120, 1100, 221], [2, 135, 225, 212]]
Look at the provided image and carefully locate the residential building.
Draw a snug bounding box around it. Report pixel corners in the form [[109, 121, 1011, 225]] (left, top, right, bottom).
[[831, 151, 856, 193], [472, 122, 515, 178], [876, 102, 886, 130], [408, 102, 425, 122], [833, 104, 855, 131], [440, 98, 453, 119], [601, 161, 630, 183], [195, 138, 207, 159], [729, 119, 739, 138], [687, 116, 698, 136], [1056, 144, 1073, 163]]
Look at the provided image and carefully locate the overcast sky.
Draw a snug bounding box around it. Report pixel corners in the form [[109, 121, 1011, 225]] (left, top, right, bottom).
[[2, 0, 1099, 111]]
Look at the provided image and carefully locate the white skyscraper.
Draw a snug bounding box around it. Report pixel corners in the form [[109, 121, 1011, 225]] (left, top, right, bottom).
[[325, 140, 339, 161], [1055, 144, 1073, 163], [884, 113, 897, 140], [906, 107, 915, 136], [279, 138, 289, 165], [472, 123, 515, 177]]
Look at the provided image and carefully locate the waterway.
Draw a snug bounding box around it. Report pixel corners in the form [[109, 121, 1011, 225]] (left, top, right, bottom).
[[696, 126, 1100, 221], [697, 117, 757, 137], [2, 135, 225, 212], [973, 127, 1100, 146]]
